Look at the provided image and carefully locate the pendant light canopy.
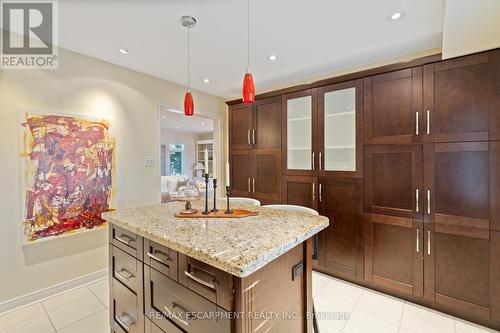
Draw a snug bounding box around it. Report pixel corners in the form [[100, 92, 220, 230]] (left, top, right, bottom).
[[181, 15, 196, 116], [242, 0, 255, 104]]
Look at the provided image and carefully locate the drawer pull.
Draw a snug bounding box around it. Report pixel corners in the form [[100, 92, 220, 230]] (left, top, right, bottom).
[[115, 313, 135, 332], [164, 303, 194, 327], [416, 228, 420, 253], [115, 234, 135, 246], [184, 270, 216, 290], [147, 252, 171, 265], [115, 269, 134, 281]]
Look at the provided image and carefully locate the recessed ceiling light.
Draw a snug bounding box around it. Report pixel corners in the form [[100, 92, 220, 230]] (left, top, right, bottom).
[[201, 121, 205, 125], [119, 48, 130, 55], [203, 78, 210, 84], [162, 115, 166, 119], [268, 55, 277, 61], [176, 125, 180, 129], [390, 12, 403, 20]]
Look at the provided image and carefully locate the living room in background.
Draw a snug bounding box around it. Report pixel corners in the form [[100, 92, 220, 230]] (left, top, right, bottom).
[[159, 106, 215, 203]]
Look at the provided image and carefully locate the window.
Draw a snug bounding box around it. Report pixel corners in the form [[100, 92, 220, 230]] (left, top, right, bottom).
[[169, 143, 184, 175]]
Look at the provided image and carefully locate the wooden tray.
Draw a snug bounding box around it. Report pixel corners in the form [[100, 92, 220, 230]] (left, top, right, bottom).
[[174, 209, 258, 219]]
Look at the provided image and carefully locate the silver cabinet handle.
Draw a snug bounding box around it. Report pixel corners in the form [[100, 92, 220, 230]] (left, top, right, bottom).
[[247, 129, 251, 144], [427, 230, 431, 255], [147, 251, 171, 265], [416, 189, 419, 213], [248, 178, 251, 193], [115, 313, 135, 332], [416, 229, 420, 253], [319, 152, 322, 171], [312, 183, 316, 202], [319, 183, 322, 202], [115, 268, 134, 281], [184, 270, 216, 290], [252, 129, 256, 144], [252, 178, 255, 193], [115, 234, 134, 246], [426, 110, 430, 134], [312, 152, 315, 170], [164, 303, 193, 327], [415, 111, 419, 135], [427, 190, 431, 214]]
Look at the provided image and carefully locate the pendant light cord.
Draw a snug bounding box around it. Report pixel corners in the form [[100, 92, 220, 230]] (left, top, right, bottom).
[[187, 26, 190, 92], [247, 0, 250, 73]]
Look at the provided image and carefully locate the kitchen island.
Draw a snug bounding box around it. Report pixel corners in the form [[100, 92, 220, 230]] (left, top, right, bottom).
[[103, 201, 329, 333]]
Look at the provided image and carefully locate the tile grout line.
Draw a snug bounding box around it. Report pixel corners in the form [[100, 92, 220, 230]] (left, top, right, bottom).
[[397, 301, 407, 333], [340, 286, 365, 331], [86, 285, 108, 309], [53, 301, 106, 332], [40, 302, 57, 333]]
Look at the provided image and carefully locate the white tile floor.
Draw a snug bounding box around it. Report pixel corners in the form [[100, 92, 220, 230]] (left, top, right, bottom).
[[0, 273, 497, 333], [313, 271, 499, 333]]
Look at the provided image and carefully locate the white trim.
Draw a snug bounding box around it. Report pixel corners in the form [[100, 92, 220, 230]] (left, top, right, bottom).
[[0, 269, 108, 315]]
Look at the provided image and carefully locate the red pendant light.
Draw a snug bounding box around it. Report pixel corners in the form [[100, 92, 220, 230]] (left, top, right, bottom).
[[242, 0, 255, 104], [181, 16, 196, 116]]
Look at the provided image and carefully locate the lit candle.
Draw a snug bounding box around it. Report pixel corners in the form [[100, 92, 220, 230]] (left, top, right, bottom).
[[226, 162, 230, 186], [204, 148, 209, 175]]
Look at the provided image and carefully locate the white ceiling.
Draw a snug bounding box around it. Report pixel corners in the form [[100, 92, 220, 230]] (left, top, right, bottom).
[[160, 106, 214, 133], [58, 0, 445, 99]]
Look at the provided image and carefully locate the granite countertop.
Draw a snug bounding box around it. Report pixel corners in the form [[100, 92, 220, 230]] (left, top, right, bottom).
[[102, 201, 329, 277]]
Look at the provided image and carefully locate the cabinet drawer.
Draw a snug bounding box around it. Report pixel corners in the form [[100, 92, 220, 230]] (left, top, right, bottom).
[[113, 321, 128, 333], [145, 318, 182, 333], [145, 266, 231, 333], [110, 224, 143, 259], [144, 239, 178, 281], [112, 278, 144, 333], [179, 254, 234, 311], [111, 244, 141, 293]]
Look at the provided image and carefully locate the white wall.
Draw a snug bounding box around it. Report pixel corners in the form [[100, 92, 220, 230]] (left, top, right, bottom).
[[443, 0, 500, 59], [0, 47, 226, 303], [161, 130, 198, 177]]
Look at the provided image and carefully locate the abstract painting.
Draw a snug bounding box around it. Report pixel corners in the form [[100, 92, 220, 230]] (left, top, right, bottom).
[[20, 112, 115, 243]]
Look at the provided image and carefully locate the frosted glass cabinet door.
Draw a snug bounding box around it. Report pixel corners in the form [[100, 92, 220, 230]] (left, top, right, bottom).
[[323, 87, 356, 171], [286, 95, 313, 170]]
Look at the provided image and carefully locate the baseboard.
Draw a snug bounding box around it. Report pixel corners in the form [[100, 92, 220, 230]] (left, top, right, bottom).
[[0, 268, 108, 315]]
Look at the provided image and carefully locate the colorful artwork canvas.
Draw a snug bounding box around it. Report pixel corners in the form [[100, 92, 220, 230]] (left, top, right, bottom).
[[20, 112, 115, 243]]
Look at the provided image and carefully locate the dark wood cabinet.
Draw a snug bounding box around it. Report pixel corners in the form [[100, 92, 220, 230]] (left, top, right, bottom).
[[229, 103, 253, 150], [364, 68, 423, 145], [229, 149, 282, 203], [282, 89, 318, 176], [252, 149, 281, 203], [318, 80, 364, 178], [229, 150, 251, 197], [317, 177, 363, 281], [282, 175, 318, 211], [253, 97, 282, 149], [364, 145, 423, 297], [423, 53, 491, 142], [229, 97, 281, 150]]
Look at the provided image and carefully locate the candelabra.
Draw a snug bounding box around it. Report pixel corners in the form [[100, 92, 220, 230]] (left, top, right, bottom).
[[211, 179, 219, 212], [202, 173, 210, 215], [224, 186, 233, 214]]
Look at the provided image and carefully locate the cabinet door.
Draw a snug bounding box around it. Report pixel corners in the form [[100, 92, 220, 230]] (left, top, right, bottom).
[[253, 97, 282, 149], [364, 68, 423, 145], [230, 150, 251, 197], [282, 175, 318, 211], [318, 178, 363, 280], [282, 89, 318, 176], [229, 103, 253, 150], [364, 145, 423, 297], [423, 142, 495, 319], [252, 149, 282, 203], [423, 53, 491, 142], [318, 80, 363, 178]]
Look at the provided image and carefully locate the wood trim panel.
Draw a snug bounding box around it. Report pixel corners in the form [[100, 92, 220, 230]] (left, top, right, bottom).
[[372, 274, 413, 296], [491, 50, 500, 141], [434, 213, 489, 230], [371, 206, 413, 219], [491, 141, 500, 232], [363, 213, 373, 282], [434, 223, 490, 240], [435, 293, 491, 321], [492, 231, 500, 323], [226, 53, 443, 105], [434, 52, 489, 72], [423, 223, 435, 301], [371, 213, 413, 228], [434, 142, 489, 153]]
